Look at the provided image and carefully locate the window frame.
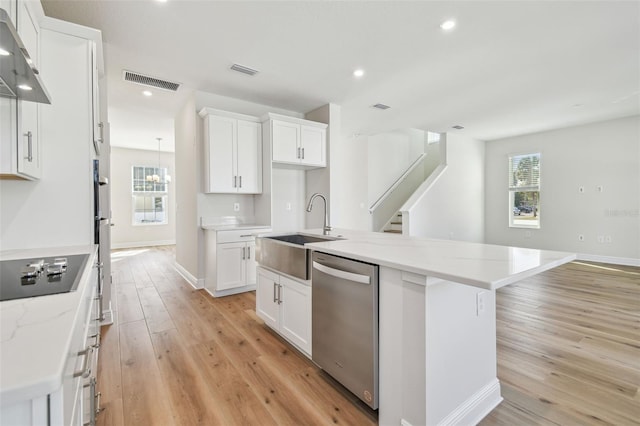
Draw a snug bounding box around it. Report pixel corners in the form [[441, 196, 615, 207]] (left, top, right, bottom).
[[131, 165, 169, 226], [508, 152, 541, 229]]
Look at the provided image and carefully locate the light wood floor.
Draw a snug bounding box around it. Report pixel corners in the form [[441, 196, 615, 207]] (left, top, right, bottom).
[[97, 247, 639, 426]]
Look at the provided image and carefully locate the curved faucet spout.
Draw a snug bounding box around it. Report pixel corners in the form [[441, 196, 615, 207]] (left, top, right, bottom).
[[306, 193, 331, 235]]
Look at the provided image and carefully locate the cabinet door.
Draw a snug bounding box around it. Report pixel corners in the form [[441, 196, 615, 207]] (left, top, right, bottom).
[[236, 120, 261, 194], [280, 276, 312, 355], [271, 120, 300, 164], [216, 242, 246, 291], [300, 125, 325, 167], [256, 267, 279, 329], [0, 0, 16, 24], [206, 115, 236, 193], [16, 0, 40, 179]]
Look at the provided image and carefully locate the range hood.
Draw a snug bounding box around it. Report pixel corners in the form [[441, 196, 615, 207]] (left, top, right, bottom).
[[0, 8, 51, 104]]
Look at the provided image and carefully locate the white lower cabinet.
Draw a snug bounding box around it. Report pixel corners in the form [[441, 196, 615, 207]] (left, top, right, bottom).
[[256, 266, 312, 357], [205, 228, 268, 297]]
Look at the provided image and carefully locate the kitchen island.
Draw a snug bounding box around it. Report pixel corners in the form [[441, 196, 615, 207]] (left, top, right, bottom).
[[300, 228, 575, 426]]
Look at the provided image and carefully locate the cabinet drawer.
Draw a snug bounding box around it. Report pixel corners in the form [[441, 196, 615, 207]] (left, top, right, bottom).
[[216, 228, 269, 243]]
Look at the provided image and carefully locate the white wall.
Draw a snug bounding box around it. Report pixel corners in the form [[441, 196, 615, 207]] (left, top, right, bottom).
[[331, 133, 370, 230], [485, 116, 640, 264], [175, 95, 198, 279], [271, 168, 306, 232], [407, 133, 486, 243], [367, 128, 425, 204], [110, 147, 175, 248]]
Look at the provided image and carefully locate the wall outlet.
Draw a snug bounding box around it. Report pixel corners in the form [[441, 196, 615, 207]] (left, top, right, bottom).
[[578, 186, 585, 193], [476, 292, 486, 316], [233, 202, 240, 212], [597, 235, 604, 243], [596, 185, 604, 193], [578, 234, 585, 242], [605, 235, 612, 243], [286, 202, 292, 211]]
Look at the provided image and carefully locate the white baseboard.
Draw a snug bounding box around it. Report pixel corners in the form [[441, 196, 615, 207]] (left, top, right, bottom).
[[174, 261, 203, 289], [111, 240, 176, 250], [438, 379, 503, 426], [204, 285, 256, 298], [577, 253, 640, 267]]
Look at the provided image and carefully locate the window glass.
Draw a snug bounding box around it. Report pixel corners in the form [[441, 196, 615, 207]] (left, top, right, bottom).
[[509, 154, 540, 228], [131, 166, 169, 225]]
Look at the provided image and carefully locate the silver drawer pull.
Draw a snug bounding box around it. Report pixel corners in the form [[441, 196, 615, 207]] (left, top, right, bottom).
[[74, 346, 94, 378], [273, 282, 277, 303]]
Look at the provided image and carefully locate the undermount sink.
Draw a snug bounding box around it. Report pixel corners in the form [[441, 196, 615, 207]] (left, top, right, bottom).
[[255, 233, 343, 280]]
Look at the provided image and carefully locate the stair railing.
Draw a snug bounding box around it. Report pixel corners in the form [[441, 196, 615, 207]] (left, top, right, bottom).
[[369, 153, 427, 214]]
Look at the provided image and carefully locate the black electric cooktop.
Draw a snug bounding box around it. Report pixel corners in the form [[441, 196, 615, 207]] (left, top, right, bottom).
[[0, 254, 89, 302]]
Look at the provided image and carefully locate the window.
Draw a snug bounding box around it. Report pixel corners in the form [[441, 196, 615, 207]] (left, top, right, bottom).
[[509, 153, 540, 228], [132, 166, 168, 225]]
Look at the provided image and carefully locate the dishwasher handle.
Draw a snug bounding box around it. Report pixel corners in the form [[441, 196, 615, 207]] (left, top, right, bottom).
[[312, 261, 371, 284]]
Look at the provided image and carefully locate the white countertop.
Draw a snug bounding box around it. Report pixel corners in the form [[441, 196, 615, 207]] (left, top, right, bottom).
[[296, 229, 576, 290], [0, 245, 97, 406], [201, 224, 271, 231]]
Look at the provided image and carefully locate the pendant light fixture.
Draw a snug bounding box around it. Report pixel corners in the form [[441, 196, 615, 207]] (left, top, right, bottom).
[[145, 137, 171, 184]]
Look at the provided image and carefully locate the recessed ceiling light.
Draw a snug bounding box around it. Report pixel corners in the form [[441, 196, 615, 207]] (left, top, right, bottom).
[[17, 84, 33, 91], [452, 125, 464, 130], [353, 69, 365, 78], [142, 90, 152, 97], [156, 0, 168, 3], [0, 48, 10, 56], [440, 20, 456, 30]]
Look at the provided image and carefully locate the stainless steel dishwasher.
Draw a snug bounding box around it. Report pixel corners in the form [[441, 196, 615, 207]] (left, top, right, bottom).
[[312, 251, 379, 409]]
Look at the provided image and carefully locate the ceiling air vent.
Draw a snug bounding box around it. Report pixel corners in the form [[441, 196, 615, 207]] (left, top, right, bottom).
[[452, 125, 465, 130], [372, 103, 391, 110], [230, 63, 259, 76], [122, 70, 181, 92]]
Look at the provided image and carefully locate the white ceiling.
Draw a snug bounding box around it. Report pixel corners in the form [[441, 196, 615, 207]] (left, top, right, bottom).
[[41, 0, 640, 151]]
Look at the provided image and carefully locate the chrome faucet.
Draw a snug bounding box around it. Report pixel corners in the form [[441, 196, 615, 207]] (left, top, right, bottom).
[[306, 193, 332, 235]]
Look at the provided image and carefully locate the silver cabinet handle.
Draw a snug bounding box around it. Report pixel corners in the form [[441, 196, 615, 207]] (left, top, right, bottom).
[[233, 176, 237, 188], [273, 282, 277, 303], [247, 246, 251, 259], [242, 247, 246, 260], [302, 147, 305, 159], [297, 147, 301, 159], [89, 331, 101, 348], [24, 131, 33, 162], [74, 346, 95, 378], [239, 176, 242, 188], [277, 284, 283, 304]]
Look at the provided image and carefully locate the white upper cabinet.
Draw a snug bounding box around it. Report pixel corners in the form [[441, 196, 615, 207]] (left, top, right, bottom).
[[0, 0, 41, 180], [199, 108, 262, 194], [271, 120, 300, 163], [265, 114, 327, 169]]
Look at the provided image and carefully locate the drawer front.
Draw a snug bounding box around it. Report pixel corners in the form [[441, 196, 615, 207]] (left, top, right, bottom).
[[217, 228, 270, 243]]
